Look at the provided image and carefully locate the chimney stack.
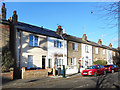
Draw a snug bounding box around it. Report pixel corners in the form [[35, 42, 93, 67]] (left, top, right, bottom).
[[82, 34, 87, 41], [12, 10, 18, 23], [98, 39, 102, 45], [56, 25, 63, 36], [1, 3, 6, 19], [109, 43, 112, 48]]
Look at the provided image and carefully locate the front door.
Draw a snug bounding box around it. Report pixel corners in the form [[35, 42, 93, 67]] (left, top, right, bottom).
[[42, 56, 46, 69]]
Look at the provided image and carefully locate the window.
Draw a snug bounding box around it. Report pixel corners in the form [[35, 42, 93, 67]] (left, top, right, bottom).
[[54, 41, 57, 47], [72, 43, 78, 51], [103, 49, 105, 54], [27, 55, 33, 69], [95, 48, 98, 54], [71, 57, 76, 65], [57, 59, 63, 66], [48, 59, 52, 68], [29, 35, 38, 47], [114, 52, 115, 56], [57, 41, 59, 48], [54, 40, 63, 48], [85, 45, 88, 52]]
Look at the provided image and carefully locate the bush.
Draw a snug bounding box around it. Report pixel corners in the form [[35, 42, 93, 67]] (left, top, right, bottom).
[[2, 50, 14, 72], [93, 60, 107, 66]]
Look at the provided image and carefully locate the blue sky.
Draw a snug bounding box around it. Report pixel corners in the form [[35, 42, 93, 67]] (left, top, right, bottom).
[[3, 2, 118, 48]]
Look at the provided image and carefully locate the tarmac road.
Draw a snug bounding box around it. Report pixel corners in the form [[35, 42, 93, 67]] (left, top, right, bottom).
[[2, 71, 120, 89]]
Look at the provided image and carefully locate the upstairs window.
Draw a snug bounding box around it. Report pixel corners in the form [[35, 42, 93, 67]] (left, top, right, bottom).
[[114, 52, 115, 56], [103, 49, 105, 54], [54, 40, 63, 48], [72, 43, 78, 51], [95, 48, 98, 54], [85, 45, 88, 52], [29, 35, 38, 47]]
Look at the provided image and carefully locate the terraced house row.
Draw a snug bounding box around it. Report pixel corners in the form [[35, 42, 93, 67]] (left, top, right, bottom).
[[1, 3, 120, 76]]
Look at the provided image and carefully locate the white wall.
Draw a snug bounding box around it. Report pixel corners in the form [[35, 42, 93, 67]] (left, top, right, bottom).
[[81, 44, 92, 68], [16, 31, 48, 69], [47, 37, 67, 70]]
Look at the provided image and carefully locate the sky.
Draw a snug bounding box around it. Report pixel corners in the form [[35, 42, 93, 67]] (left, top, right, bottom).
[[1, 2, 119, 48]]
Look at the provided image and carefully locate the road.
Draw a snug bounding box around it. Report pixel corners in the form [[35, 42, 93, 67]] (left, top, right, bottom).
[[2, 71, 120, 89]]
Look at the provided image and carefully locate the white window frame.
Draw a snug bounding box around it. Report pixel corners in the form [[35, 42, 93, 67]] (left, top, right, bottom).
[[114, 52, 115, 56], [85, 45, 88, 52], [103, 49, 105, 54], [71, 57, 76, 65], [48, 59, 52, 68], [73, 43, 78, 51], [27, 55, 34, 69], [95, 48, 98, 54]]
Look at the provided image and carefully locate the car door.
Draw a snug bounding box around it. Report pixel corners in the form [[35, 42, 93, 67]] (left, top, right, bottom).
[[100, 65, 104, 74], [96, 65, 100, 74]]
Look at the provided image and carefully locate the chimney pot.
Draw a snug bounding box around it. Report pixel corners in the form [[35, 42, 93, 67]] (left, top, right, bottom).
[[58, 25, 62, 29], [98, 39, 102, 45], [109, 43, 112, 48], [2, 3, 5, 8], [12, 10, 18, 23], [1, 3, 6, 19], [82, 34, 87, 41], [56, 25, 63, 36]]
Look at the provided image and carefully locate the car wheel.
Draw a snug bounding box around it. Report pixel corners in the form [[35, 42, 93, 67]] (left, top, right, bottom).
[[112, 70, 114, 73], [94, 71, 97, 77]]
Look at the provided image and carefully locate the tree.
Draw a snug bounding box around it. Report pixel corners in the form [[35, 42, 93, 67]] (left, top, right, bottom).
[[2, 49, 14, 72], [95, 2, 120, 28], [93, 60, 107, 66]]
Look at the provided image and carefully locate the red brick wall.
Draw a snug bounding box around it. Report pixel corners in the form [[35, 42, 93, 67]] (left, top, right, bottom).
[[22, 69, 48, 79]]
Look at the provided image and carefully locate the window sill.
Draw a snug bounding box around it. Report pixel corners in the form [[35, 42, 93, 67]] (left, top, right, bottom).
[[29, 46, 41, 48]]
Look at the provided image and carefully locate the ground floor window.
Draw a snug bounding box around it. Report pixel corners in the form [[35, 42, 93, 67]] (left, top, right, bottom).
[[57, 59, 63, 66], [27, 55, 34, 69], [71, 57, 76, 65], [48, 59, 52, 68]]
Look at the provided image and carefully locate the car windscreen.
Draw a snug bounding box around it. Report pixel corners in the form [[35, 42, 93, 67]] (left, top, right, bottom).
[[87, 66, 96, 69], [104, 65, 111, 67]]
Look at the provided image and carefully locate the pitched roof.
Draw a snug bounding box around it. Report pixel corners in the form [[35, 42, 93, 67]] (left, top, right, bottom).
[[15, 22, 63, 39], [1, 19, 119, 52], [63, 33, 119, 51]]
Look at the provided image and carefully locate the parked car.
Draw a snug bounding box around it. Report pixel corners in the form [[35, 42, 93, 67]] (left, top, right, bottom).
[[104, 64, 119, 73], [81, 65, 106, 76]]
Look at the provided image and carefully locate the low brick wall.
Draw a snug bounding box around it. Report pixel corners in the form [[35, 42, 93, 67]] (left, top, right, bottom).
[[1, 71, 13, 80], [22, 67, 48, 79]]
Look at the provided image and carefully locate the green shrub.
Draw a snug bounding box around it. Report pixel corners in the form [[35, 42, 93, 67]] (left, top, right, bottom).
[[93, 60, 107, 66], [2, 50, 14, 72]]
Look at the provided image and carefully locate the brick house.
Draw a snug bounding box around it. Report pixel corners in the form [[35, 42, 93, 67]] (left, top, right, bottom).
[[63, 34, 82, 74]]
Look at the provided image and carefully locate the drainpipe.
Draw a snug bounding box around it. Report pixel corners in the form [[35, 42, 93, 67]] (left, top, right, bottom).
[[19, 30, 21, 68]]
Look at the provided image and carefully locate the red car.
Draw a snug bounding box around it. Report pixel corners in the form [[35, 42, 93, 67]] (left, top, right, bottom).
[[81, 65, 106, 76], [104, 64, 119, 73]]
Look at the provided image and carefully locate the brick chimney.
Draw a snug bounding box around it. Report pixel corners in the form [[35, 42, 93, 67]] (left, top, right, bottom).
[[1, 3, 6, 19], [98, 39, 102, 45], [117, 47, 120, 51], [12, 10, 18, 23], [109, 43, 112, 48], [56, 25, 63, 36], [82, 34, 87, 41]]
